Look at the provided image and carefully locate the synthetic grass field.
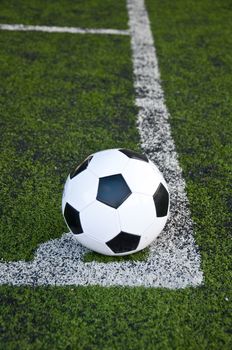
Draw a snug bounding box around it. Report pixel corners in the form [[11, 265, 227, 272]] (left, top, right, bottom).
[[0, 0, 231, 348], [0, 31, 138, 261]]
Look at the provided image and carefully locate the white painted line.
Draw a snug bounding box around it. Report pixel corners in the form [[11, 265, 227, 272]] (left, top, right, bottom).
[[0, 23, 130, 36], [127, 0, 203, 285], [0, 0, 203, 288]]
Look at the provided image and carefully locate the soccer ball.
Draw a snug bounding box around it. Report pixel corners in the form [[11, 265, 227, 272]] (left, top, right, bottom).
[[62, 149, 169, 256]]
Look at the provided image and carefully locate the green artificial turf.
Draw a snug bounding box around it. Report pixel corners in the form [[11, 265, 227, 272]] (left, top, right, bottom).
[[0, 31, 138, 261], [0, 0, 232, 349], [146, 0, 232, 289], [0, 286, 231, 349], [0, 0, 128, 29]]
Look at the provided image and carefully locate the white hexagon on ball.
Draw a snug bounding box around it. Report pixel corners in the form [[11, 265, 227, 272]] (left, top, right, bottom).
[[80, 201, 120, 243], [88, 149, 129, 177], [63, 170, 98, 212], [62, 148, 170, 256], [118, 193, 155, 235], [122, 158, 162, 195]]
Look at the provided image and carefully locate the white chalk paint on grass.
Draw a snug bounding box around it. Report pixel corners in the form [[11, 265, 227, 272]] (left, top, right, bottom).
[[0, 0, 203, 288], [0, 23, 130, 36], [0, 232, 202, 288]]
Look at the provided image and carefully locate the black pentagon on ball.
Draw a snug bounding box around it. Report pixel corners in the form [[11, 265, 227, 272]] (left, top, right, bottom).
[[106, 231, 141, 254], [70, 155, 93, 179], [153, 183, 169, 217], [64, 202, 83, 234], [119, 148, 148, 163], [97, 174, 131, 209]]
